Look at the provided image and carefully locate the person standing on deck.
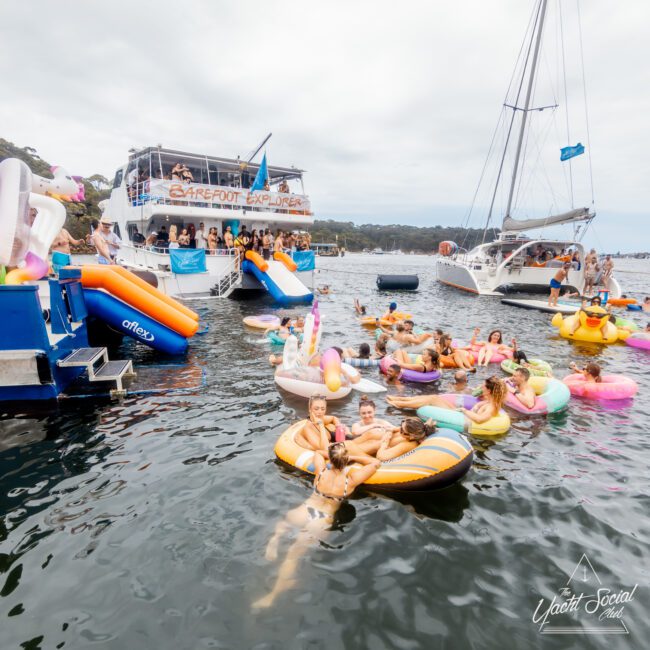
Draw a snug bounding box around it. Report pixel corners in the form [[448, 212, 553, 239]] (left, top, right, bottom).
[[224, 226, 234, 251], [548, 262, 571, 307]]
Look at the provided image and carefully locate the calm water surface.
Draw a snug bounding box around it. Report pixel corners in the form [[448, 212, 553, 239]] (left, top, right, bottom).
[[1, 255, 648, 649]]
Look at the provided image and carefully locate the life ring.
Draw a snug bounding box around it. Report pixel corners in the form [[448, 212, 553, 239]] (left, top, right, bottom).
[[417, 395, 510, 436], [627, 304, 642, 312], [274, 420, 474, 491], [562, 373, 638, 400], [504, 377, 570, 415], [625, 333, 650, 351], [243, 314, 280, 330], [500, 358, 552, 378], [274, 366, 351, 400], [379, 355, 441, 383]]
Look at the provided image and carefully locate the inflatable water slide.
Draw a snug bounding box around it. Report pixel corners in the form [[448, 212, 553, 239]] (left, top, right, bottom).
[[242, 251, 313, 305], [71, 265, 199, 355]]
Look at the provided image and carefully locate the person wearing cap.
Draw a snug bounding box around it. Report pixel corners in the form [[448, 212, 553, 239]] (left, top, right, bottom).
[[382, 302, 399, 322], [93, 216, 121, 264]]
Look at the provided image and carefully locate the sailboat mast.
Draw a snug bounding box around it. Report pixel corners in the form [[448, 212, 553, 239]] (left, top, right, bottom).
[[504, 0, 549, 220]]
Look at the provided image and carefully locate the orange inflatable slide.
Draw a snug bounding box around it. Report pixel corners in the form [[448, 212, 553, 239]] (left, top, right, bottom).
[[76, 265, 199, 338]]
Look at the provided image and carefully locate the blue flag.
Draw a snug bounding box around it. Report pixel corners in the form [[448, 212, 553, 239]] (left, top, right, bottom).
[[249, 152, 268, 192], [560, 143, 585, 161]]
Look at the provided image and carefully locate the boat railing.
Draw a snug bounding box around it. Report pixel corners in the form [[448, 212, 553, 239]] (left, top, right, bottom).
[[125, 180, 312, 216]]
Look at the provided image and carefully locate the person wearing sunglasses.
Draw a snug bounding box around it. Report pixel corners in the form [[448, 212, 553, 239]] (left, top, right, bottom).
[[254, 441, 379, 609]]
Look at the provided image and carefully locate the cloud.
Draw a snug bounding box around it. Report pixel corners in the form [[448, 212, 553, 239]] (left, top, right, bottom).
[[0, 0, 647, 251]]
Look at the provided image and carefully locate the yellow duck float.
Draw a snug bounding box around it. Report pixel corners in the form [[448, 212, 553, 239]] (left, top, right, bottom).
[[551, 305, 620, 344]]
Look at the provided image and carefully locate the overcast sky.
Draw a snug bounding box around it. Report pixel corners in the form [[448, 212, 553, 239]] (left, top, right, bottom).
[[1, 0, 648, 251]]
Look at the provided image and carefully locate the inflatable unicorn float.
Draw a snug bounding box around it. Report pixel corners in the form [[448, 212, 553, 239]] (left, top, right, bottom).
[[0, 158, 84, 283], [274, 302, 385, 399]]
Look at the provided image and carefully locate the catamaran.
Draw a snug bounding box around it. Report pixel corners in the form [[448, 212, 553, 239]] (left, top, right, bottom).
[[103, 144, 315, 302], [436, 0, 621, 297]]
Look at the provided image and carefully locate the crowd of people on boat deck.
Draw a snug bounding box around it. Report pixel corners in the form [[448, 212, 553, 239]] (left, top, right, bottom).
[[132, 222, 312, 258], [127, 159, 294, 202]]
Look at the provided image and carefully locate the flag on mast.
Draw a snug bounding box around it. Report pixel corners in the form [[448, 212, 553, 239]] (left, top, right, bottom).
[[560, 143, 585, 161], [249, 152, 268, 192]]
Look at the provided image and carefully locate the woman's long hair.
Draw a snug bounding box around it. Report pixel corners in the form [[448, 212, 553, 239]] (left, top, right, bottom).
[[485, 376, 507, 410], [401, 417, 435, 442]]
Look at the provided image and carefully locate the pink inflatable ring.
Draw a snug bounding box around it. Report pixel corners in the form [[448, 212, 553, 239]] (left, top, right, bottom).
[[469, 343, 513, 364], [625, 333, 650, 351], [563, 374, 638, 400]]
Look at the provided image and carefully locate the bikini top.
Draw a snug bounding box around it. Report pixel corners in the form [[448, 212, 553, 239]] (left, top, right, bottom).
[[314, 469, 348, 502]]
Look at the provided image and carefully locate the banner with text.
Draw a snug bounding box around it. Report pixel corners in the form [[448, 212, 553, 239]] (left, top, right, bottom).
[[148, 180, 311, 213]]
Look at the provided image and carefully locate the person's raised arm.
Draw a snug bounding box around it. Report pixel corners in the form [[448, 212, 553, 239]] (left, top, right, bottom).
[[376, 441, 414, 461]]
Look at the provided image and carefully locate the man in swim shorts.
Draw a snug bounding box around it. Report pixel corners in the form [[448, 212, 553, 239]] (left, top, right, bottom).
[[548, 262, 571, 307]]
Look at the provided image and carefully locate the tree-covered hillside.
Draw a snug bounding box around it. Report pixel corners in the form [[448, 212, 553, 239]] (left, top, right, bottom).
[[310, 220, 491, 253]]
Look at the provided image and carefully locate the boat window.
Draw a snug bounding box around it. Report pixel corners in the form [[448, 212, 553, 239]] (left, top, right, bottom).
[[113, 223, 121, 239], [113, 169, 124, 188]]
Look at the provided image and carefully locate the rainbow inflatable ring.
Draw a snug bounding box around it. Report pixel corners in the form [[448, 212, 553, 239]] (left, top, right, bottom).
[[417, 395, 510, 436]]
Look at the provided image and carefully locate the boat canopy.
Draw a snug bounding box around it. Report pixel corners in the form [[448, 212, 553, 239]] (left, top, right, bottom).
[[123, 146, 304, 188], [502, 207, 592, 233]]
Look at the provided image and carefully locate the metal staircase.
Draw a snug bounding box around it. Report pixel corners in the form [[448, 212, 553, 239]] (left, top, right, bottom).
[[57, 347, 135, 397], [211, 270, 241, 297]]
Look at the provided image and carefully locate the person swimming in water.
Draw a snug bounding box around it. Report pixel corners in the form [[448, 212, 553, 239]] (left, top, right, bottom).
[[451, 370, 471, 394], [265, 316, 292, 340], [384, 363, 402, 385], [354, 298, 367, 315], [253, 441, 380, 609]]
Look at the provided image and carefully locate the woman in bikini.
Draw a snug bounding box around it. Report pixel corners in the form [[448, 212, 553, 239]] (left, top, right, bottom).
[[436, 333, 475, 370], [386, 376, 508, 428], [470, 328, 511, 367], [344, 415, 433, 460], [253, 442, 380, 609], [391, 347, 440, 375]]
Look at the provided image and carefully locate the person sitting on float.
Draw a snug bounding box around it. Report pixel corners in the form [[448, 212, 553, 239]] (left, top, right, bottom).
[[436, 333, 475, 370], [291, 316, 305, 333], [385, 323, 434, 353], [470, 328, 512, 367], [342, 342, 372, 360], [343, 415, 434, 461], [391, 348, 441, 375], [295, 394, 349, 452], [505, 367, 536, 409], [387, 376, 508, 423], [381, 302, 400, 322], [568, 362, 602, 383], [253, 441, 380, 609], [350, 395, 396, 438]]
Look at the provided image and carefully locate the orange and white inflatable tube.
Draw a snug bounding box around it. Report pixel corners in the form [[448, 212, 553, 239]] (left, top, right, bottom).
[[245, 250, 268, 272], [78, 265, 199, 337], [273, 251, 297, 272]]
